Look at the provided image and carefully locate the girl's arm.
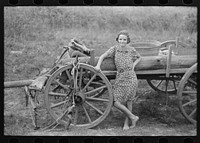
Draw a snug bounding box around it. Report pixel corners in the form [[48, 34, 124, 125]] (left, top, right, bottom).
[[95, 52, 108, 70], [95, 47, 115, 71]]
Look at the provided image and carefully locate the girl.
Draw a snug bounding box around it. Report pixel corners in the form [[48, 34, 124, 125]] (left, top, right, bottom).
[[94, 30, 141, 130]]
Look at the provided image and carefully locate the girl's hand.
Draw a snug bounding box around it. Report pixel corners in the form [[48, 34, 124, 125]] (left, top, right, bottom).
[[133, 57, 142, 70], [132, 64, 137, 70]]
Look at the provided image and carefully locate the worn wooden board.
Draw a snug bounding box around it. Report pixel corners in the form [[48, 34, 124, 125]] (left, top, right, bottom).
[[59, 55, 197, 71], [4, 55, 197, 88]]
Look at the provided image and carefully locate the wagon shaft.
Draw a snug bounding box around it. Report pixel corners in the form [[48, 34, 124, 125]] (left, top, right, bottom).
[[4, 80, 34, 88]]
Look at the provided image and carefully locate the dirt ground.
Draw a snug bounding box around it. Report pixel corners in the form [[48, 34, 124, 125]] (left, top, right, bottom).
[[4, 81, 196, 136], [25, 112, 196, 136]]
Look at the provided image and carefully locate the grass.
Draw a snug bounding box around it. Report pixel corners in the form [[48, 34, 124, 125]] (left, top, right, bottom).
[[4, 78, 196, 135], [4, 28, 197, 134], [4, 7, 197, 135], [4, 28, 197, 82], [4, 27, 197, 135]]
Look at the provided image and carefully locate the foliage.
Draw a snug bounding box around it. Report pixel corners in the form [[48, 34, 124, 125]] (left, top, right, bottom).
[[4, 7, 197, 39], [4, 7, 197, 81], [4, 7, 197, 135], [183, 13, 197, 34]]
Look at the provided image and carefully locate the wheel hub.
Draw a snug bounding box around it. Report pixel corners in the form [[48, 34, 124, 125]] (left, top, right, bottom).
[[74, 91, 86, 104]]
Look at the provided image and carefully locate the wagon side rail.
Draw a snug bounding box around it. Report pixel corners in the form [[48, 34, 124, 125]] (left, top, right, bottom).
[[4, 38, 196, 89]]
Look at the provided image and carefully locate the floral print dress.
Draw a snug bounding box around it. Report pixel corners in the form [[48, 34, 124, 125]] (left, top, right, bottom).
[[106, 45, 141, 104]]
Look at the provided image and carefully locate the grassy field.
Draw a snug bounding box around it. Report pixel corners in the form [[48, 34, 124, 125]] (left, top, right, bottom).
[[4, 82, 196, 136], [4, 6, 197, 81], [4, 28, 197, 82], [4, 6, 197, 135]]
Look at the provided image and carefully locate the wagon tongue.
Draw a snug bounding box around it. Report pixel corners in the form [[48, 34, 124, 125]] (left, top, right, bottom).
[[28, 75, 48, 90]]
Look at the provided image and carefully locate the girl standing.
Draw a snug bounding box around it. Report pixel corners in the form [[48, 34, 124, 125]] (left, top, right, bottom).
[[94, 30, 141, 130]]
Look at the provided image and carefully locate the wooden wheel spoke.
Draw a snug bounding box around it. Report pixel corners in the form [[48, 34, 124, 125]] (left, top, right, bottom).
[[189, 108, 196, 118], [45, 64, 113, 128], [182, 91, 197, 94], [84, 85, 107, 96], [73, 106, 79, 125], [188, 78, 197, 86], [55, 80, 69, 90], [83, 74, 97, 91], [73, 70, 78, 90], [86, 97, 109, 102], [165, 80, 169, 90], [50, 100, 66, 109], [90, 81, 104, 86], [79, 67, 83, 89], [176, 64, 196, 124], [85, 101, 103, 115], [172, 80, 177, 90], [182, 99, 196, 107], [48, 91, 67, 97], [66, 69, 72, 80], [156, 80, 163, 88], [57, 107, 69, 120], [82, 104, 92, 123], [52, 85, 61, 92]]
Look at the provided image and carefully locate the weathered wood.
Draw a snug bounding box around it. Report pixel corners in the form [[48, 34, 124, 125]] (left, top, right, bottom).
[[166, 45, 172, 77], [103, 68, 193, 76], [4, 80, 34, 88], [59, 55, 197, 71], [129, 40, 161, 56], [135, 55, 196, 71], [89, 49, 95, 66], [4, 55, 196, 88]]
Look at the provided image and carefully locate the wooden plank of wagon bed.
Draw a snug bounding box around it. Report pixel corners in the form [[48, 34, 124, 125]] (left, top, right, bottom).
[[102, 68, 190, 76], [59, 55, 196, 71], [4, 55, 196, 88]]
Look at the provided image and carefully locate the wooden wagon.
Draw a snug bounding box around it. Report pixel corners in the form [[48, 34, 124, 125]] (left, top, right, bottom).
[[4, 38, 197, 129]]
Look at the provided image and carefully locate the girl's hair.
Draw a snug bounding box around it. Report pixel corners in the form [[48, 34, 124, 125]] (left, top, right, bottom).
[[116, 30, 130, 44]]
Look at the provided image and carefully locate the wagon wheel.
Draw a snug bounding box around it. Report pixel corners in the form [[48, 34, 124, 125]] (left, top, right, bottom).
[[147, 76, 181, 94], [178, 63, 197, 125], [85, 80, 107, 98], [146, 40, 188, 94], [44, 63, 113, 129]]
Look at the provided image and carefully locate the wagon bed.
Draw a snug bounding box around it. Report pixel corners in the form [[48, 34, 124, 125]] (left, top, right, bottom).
[[4, 38, 197, 130]]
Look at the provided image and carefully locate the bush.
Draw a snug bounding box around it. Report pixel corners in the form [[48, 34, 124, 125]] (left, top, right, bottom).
[[183, 13, 197, 34], [4, 7, 197, 40], [4, 7, 197, 80]]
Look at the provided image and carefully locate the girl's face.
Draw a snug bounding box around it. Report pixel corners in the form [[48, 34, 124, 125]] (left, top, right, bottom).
[[118, 34, 128, 47]]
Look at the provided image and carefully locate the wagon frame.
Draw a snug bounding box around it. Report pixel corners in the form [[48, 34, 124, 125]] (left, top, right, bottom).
[[4, 38, 197, 129]]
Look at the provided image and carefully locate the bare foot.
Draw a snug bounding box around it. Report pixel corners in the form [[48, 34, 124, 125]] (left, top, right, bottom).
[[130, 116, 139, 128], [123, 126, 130, 130]]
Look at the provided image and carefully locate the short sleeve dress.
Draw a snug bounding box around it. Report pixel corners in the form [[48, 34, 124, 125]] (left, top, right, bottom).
[[106, 45, 141, 104]]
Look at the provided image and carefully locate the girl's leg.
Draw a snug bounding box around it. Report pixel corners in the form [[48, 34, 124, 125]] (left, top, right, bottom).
[[127, 100, 133, 113], [128, 100, 139, 128], [130, 116, 139, 128], [123, 112, 129, 130], [114, 101, 137, 128], [123, 118, 129, 130], [123, 100, 134, 130]]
